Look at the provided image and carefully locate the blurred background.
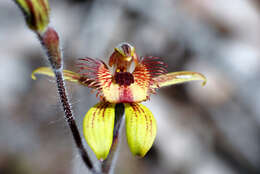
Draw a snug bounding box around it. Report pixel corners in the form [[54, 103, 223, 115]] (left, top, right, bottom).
[[1, 0, 260, 173]]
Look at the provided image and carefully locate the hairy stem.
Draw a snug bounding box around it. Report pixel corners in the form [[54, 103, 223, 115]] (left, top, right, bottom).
[[102, 104, 125, 174], [37, 27, 100, 173], [13, 0, 97, 172], [36, 27, 97, 173], [55, 70, 95, 170]]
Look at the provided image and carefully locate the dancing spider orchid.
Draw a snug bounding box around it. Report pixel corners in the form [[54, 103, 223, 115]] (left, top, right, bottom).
[[32, 42, 206, 160]]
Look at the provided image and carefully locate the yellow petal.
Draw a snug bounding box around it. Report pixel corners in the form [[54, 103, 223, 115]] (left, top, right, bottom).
[[31, 67, 80, 83], [151, 71, 207, 88], [124, 103, 157, 157], [15, 0, 50, 32], [83, 102, 116, 160]]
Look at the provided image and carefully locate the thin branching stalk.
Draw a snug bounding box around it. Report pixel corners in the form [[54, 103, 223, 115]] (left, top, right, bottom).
[[102, 104, 125, 174]]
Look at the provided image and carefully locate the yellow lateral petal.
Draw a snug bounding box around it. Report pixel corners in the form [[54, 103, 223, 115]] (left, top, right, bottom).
[[124, 103, 157, 157], [151, 71, 207, 88], [83, 102, 116, 160], [31, 67, 80, 83]]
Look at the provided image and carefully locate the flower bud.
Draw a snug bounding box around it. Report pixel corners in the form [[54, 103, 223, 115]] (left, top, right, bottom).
[[41, 27, 62, 70], [15, 0, 50, 33]]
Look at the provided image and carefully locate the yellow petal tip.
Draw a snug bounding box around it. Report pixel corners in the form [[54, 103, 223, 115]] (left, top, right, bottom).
[[152, 71, 207, 88], [198, 73, 207, 86], [202, 78, 207, 86], [31, 67, 80, 83], [31, 67, 54, 80], [31, 73, 37, 80], [134, 152, 146, 158]]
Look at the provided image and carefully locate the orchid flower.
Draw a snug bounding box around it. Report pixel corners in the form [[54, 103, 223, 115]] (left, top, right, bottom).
[[32, 42, 206, 160]]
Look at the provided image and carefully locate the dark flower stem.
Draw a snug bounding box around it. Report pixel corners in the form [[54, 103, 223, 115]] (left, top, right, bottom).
[[13, 0, 102, 172], [55, 70, 94, 170], [37, 28, 97, 173], [102, 104, 125, 174]]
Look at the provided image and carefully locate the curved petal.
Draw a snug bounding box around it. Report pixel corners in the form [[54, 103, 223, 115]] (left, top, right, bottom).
[[133, 56, 167, 88], [151, 71, 207, 89], [31, 67, 80, 83], [124, 103, 157, 157], [83, 102, 116, 160], [130, 56, 168, 100], [77, 58, 113, 98]]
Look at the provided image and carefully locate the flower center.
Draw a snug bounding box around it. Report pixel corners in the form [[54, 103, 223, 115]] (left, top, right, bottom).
[[109, 42, 139, 73], [114, 72, 134, 86]]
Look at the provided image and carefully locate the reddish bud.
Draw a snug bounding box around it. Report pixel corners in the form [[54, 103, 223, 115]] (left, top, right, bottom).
[[41, 27, 62, 70]]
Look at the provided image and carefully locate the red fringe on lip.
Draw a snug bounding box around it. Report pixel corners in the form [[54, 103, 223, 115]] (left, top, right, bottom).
[[76, 58, 112, 99], [133, 56, 167, 94], [140, 56, 168, 77], [76, 56, 167, 101]]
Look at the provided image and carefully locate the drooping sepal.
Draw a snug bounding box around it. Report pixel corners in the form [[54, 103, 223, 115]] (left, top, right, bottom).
[[83, 102, 116, 160], [31, 67, 80, 83], [124, 103, 157, 157], [14, 0, 50, 33], [151, 71, 207, 89]]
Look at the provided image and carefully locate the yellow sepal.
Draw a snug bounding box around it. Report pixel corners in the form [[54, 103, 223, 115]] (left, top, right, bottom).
[[83, 102, 116, 160], [31, 67, 80, 83], [152, 71, 207, 88], [124, 103, 157, 157]]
